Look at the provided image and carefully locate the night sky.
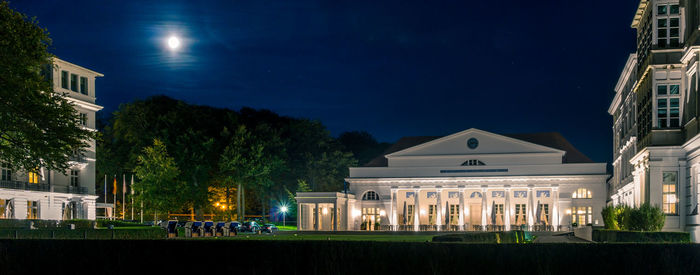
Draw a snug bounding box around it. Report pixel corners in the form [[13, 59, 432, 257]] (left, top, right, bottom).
[[12, 0, 640, 164]]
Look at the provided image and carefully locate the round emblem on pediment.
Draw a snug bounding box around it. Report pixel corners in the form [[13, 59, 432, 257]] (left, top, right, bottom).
[[467, 138, 479, 149]]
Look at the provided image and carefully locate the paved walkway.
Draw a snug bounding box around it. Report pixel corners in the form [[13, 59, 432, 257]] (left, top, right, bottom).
[[531, 232, 592, 243]]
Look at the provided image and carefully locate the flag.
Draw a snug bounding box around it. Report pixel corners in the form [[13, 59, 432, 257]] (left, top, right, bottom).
[[112, 176, 117, 195], [130, 174, 134, 195]]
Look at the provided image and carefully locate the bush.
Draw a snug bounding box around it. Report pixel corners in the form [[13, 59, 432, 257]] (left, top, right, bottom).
[[600, 203, 663, 232], [0, 228, 166, 240], [97, 220, 149, 228], [627, 203, 665, 231], [593, 229, 689, 243], [432, 231, 533, 243]]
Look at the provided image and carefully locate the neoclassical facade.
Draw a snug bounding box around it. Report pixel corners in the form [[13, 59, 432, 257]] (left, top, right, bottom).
[[0, 58, 102, 220], [296, 129, 607, 231]]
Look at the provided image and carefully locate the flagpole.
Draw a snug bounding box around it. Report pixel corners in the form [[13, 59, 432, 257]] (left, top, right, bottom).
[[103, 174, 107, 219], [122, 174, 126, 220], [130, 174, 134, 220], [113, 175, 116, 221]]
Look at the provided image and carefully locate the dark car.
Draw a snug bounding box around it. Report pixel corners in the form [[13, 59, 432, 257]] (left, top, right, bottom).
[[261, 224, 278, 233], [239, 221, 261, 233]]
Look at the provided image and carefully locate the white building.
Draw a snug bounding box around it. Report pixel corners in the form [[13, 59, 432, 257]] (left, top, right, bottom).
[[0, 57, 102, 220], [296, 128, 607, 231], [609, 0, 700, 241]]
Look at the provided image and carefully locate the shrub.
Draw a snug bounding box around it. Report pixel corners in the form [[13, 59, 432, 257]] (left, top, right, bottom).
[[432, 231, 533, 244], [627, 203, 665, 231], [97, 220, 149, 228], [593, 229, 689, 243], [0, 228, 166, 240], [601, 203, 663, 232]]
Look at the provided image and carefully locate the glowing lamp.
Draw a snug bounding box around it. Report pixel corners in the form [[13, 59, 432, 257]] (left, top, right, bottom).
[[379, 210, 386, 216]]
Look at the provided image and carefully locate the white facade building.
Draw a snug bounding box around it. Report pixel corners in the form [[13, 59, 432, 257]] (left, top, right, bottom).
[[0, 57, 103, 220], [609, 0, 700, 241], [297, 128, 607, 231]]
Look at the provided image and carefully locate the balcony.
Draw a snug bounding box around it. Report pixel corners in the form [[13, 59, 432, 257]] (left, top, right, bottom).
[[0, 180, 88, 195]]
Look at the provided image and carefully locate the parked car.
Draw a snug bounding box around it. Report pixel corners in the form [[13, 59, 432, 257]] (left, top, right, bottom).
[[240, 221, 261, 233], [261, 224, 278, 233]]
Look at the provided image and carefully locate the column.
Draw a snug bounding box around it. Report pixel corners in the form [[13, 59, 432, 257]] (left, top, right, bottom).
[[552, 186, 559, 231], [314, 203, 319, 231], [528, 186, 534, 230], [481, 187, 487, 230], [458, 187, 465, 231], [391, 188, 398, 231], [414, 188, 421, 232], [436, 187, 442, 231], [504, 186, 511, 231], [333, 202, 338, 231], [297, 203, 302, 231]]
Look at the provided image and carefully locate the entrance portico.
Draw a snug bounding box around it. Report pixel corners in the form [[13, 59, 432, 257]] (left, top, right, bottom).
[[297, 128, 607, 231]]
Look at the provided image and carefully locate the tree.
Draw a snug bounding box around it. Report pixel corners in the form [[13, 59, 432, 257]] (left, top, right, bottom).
[[133, 139, 181, 214], [338, 131, 390, 166], [218, 125, 273, 220], [285, 179, 312, 219], [0, 1, 95, 172]]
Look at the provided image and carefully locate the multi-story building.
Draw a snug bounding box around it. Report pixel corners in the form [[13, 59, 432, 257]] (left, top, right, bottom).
[[609, 0, 700, 240], [0, 57, 102, 220]]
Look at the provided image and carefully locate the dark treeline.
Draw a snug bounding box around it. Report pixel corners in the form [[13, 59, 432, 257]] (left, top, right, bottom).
[[96, 95, 389, 220]]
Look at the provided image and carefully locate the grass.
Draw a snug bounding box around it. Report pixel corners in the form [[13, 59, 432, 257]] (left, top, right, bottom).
[[277, 225, 297, 231], [181, 233, 435, 242]]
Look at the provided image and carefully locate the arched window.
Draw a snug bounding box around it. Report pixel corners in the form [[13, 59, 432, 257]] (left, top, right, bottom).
[[462, 159, 486, 166], [362, 191, 380, 201], [572, 188, 592, 199]]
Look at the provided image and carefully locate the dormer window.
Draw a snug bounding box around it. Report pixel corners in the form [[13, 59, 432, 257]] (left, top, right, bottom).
[[462, 159, 485, 166]]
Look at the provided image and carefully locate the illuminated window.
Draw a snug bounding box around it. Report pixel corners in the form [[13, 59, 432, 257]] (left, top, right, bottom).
[[0, 199, 6, 219], [28, 171, 39, 184], [1, 164, 11, 181], [537, 204, 550, 225], [70, 74, 78, 92], [61, 71, 69, 89], [80, 76, 88, 95], [493, 204, 504, 225], [27, 201, 38, 219], [572, 188, 592, 199], [428, 204, 437, 225], [571, 206, 592, 225], [70, 170, 79, 187], [662, 172, 678, 215], [406, 205, 414, 225], [449, 205, 459, 225], [514, 204, 527, 225], [362, 191, 380, 201], [657, 4, 680, 48]]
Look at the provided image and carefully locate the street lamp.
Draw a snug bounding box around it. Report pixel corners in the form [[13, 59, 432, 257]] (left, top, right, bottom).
[[280, 206, 288, 227]]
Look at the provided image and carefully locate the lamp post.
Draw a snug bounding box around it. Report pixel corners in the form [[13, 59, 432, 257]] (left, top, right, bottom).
[[280, 206, 288, 227]]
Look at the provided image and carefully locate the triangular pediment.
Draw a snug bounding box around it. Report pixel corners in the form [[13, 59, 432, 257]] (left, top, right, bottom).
[[386, 128, 565, 157]]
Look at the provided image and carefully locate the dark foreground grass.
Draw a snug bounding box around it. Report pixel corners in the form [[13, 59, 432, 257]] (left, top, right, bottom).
[[1, 240, 698, 275]]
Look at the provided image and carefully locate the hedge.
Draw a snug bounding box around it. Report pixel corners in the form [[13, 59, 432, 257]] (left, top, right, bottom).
[[96, 220, 150, 228], [0, 228, 166, 240], [2, 240, 700, 274], [432, 231, 533, 243], [593, 229, 690, 243]]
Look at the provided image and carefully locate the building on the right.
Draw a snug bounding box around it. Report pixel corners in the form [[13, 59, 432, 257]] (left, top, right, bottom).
[[609, 0, 700, 241]]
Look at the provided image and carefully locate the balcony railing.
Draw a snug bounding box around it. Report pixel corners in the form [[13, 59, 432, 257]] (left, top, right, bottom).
[[0, 180, 87, 195]]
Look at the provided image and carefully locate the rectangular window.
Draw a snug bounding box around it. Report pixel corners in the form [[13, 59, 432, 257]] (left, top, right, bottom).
[[79, 77, 88, 95], [514, 204, 527, 225], [27, 201, 38, 219], [28, 171, 39, 184], [662, 171, 678, 215], [0, 199, 6, 219], [657, 6, 681, 48], [657, 84, 681, 128], [79, 113, 87, 126], [571, 206, 592, 225], [428, 205, 436, 225], [70, 170, 79, 187], [1, 164, 11, 181], [61, 71, 69, 89], [449, 205, 459, 225], [70, 74, 78, 92], [406, 205, 414, 225]]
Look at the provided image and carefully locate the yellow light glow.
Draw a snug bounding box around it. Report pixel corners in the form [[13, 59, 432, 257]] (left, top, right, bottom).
[[379, 210, 386, 216], [322, 207, 328, 215], [566, 209, 571, 215]]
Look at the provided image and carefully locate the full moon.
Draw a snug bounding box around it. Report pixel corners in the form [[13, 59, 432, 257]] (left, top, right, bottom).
[[167, 36, 180, 49]]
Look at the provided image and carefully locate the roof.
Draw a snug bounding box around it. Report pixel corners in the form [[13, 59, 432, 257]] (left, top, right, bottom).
[[363, 132, 592, 167]]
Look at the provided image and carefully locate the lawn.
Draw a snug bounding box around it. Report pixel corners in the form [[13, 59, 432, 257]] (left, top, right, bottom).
[[185, 233, 435, 242]]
